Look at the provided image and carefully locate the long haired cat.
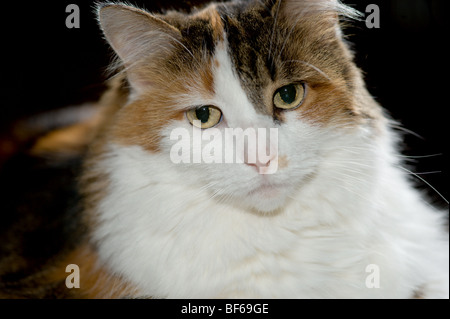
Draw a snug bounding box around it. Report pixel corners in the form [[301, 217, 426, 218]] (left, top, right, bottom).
[[2, 0, 448, 298]]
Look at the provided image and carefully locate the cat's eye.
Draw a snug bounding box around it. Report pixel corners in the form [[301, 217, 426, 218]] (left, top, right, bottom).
[[273, 83, 305, 110], [186, 105, 222, 129]]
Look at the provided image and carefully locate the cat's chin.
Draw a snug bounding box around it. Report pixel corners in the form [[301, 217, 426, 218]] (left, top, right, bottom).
[[249, 199, 287, 214], [241, 183, 290, 214]]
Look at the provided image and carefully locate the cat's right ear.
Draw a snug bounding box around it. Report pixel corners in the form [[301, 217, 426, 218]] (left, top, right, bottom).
[[97, 3, 182, 92]]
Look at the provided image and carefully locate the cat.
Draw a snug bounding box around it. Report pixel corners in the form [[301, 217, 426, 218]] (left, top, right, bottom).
[[1, 0, 448, 298]]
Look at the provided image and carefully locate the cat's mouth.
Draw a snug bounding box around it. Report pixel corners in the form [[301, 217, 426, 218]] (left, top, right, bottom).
[[240, 180, 292, 213], [247, 182, 285, 198]]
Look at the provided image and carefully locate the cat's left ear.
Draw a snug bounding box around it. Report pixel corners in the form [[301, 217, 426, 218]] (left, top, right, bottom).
[[97, 4, 182, 93]]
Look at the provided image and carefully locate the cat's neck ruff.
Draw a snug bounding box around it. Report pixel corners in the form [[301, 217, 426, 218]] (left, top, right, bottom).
[[91, 132, 447, 298]]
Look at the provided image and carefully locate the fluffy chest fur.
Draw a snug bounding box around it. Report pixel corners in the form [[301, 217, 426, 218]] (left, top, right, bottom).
[[84, 0, 449, 298], [94, 141, 446, 298]]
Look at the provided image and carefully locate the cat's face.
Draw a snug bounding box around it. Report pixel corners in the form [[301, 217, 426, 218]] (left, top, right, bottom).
[[98, 0, 383, 213]]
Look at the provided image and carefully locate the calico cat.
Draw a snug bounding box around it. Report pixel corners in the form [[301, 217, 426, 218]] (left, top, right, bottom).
[[1, 0, 448, 298]]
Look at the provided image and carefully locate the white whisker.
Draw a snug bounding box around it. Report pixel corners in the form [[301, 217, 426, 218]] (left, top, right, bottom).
[[398, 166, 448, 204], [268, 0, 282, 69], [164, 33, 196, 61], [390, 124, 424, 140], [401, 170, 442, 176], [281, 59, 332, 81], [397, 153, 442, 159]]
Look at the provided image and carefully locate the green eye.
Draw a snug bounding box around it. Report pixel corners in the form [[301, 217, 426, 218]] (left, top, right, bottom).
[[186, 105, 222, 129], [273, 83, 305, 110]]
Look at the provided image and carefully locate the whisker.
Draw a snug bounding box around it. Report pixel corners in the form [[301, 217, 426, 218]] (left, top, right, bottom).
[[164, 33, 196, 61], [398, 166, 448, 204], [390, 124, 424, 140], [268, 0, 282, 70], [397, 153, 443, 159], [275, 23, 298, 67], [400, 170, 442, 176], [329, 175, 378, 205], [286, 174, 376, 208], [281, 59, 332, 81], [322, 159, 375, 169]]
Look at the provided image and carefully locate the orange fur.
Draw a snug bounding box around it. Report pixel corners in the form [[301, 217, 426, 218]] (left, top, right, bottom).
[[193, 5, 225, 42]]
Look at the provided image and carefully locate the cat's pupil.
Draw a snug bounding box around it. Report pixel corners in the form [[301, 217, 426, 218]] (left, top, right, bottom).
[[279, 85, 297, 104], [196, 106, 210, 123]]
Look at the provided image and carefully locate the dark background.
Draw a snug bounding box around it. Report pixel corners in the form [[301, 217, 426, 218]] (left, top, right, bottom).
[[1, 0, 448, 207]]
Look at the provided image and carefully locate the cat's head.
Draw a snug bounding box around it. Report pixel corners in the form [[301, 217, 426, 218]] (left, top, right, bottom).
[[96, 0, 385, 213]]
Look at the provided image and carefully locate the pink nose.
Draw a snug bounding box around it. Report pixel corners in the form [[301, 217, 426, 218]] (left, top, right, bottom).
[[244, 152, 277, 174], [245, 157, 272, 169]]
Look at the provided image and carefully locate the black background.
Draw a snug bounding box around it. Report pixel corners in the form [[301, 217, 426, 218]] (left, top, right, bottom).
[[1, 0, 448, 207]]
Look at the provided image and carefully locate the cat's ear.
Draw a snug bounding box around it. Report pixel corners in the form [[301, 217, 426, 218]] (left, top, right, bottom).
[[270, 0, 361, 34], [97, 4, 182, 93]]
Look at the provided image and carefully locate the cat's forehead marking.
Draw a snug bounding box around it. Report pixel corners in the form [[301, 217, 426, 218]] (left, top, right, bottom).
[[217, 3, 275, 117], [164, 2, 275, 118], [211, 40, 261, 128], [192, 4, 225, 43]]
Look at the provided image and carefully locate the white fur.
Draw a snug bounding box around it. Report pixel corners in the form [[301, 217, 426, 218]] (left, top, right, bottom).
[[92, 42, 449, 298]]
